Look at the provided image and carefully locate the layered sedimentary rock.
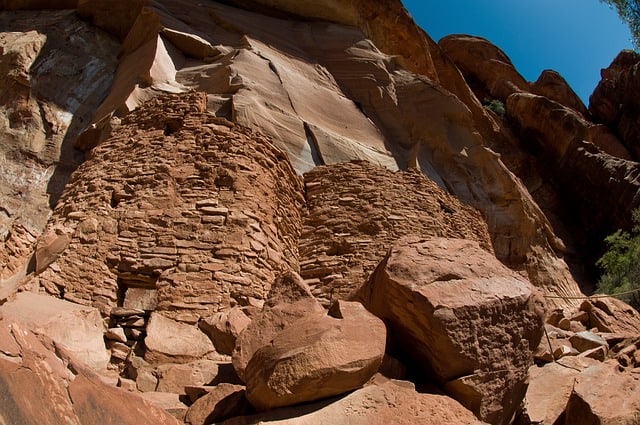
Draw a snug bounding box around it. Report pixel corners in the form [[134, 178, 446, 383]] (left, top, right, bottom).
[[441, 33, 640, 296], [590, 50, 640, 160], [0, 0, 588, 307], [34, 91, 303, 321], [507, 93, 640, 243], [0, 10, 118, 287], [0, 321, 181, 425]]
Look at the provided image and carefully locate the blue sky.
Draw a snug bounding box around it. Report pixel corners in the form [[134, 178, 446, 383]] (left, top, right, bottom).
[[401, 0, 633, 104]]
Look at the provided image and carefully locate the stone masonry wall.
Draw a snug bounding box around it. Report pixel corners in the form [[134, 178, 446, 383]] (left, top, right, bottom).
[[300, 161, 493, 305], [34, 92, 304, 323]]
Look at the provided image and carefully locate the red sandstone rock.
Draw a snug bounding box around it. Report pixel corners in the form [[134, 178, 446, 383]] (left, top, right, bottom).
[[439, 34, 528, 100], [2, 2, 640, 422], [226, 375, 486, 425], [580, 298, 640, 334], [507, 92, 640, 248], [232, 298, 326, 381], [301, 161, 493, 305], [0, 322, 182, 425], [144, 312, 216, 364], [360, 237, 544, 425], [199, 307, 252, 355], [0, 292, 110, 370], [590, 50, 640, 160], [34, 92, 304, 320], [519, 356, 599, 424], [155, 360, 219, 394], [565, 360, 640, 424], [0, 11, 118, 285], [243, 300, 386, 410], [185, 383, 251, 425], [531, 69, 589, 117]]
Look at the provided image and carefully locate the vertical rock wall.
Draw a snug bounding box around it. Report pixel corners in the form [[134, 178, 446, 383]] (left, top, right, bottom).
[[0, 10, 119, 284]]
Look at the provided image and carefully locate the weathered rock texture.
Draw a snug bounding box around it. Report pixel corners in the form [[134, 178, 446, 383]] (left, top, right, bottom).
[[243, 300, 386, 410], [34, 91, 303, 321], [0, 321, 181, 425], [2, 0, 640, 423], [0, 292, 110, 370], [565, 361, 640, 424], [441, 34, 640, 297], [70, 0, 583, 306], [0, 10, 118, 288], [590, 50, 640, 160], [232, 273, 325, 380], [519, 356, 599, 425], [360, 237, 544, 425], [226, 375, 486, 425], [507, 92, 640, 247]]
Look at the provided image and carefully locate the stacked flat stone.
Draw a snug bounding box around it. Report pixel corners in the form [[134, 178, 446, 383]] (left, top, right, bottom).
[[300, 160, 492, 304], [35, 92, 304, 324]]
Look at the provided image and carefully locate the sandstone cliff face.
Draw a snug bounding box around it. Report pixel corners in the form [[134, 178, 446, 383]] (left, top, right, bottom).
[[0, 10, 118, 288], [2, 0, 585, 306], [2, 0, 640, 424], [590, 50, 640, 159], [440, 34, 640, 287]]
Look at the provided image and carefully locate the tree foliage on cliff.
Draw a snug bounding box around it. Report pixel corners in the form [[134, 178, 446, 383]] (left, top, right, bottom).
[[596, 208, 640, 309], [601, 0, 640, 50]]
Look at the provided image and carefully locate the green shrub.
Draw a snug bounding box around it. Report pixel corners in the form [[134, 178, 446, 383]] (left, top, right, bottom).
[[482, 98, 506, 117], [596, 208, 640, 308]]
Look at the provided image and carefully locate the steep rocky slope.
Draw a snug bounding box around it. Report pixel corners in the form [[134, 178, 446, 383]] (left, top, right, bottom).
[[2, 0, 640, 424]]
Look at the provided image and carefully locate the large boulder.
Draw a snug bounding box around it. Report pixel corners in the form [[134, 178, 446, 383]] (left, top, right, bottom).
[[0, 292, 109, 370], [232, 272, 325, 380], [243, 301, 386, 410], [144, 312, 216, 363], [360, 237, 544, 425], [199, 307, 252, 356], [184, 383, 251, 425], [225, 375, 486, 425]]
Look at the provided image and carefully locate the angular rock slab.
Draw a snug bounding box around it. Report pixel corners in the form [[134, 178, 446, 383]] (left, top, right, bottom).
[[0, 322, 181, 425], [243, 301, 386, 411], [144, 312, 216, 363], [0, 292, 109, 370], [360, 237, 544, 425], [565, 360, 640, 424], [580, 298, 640, 335], [185, 383, 250, 425], [226, 376, 486, 425], [232, 297, 325, 381], [520, 356, 599, 424]]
